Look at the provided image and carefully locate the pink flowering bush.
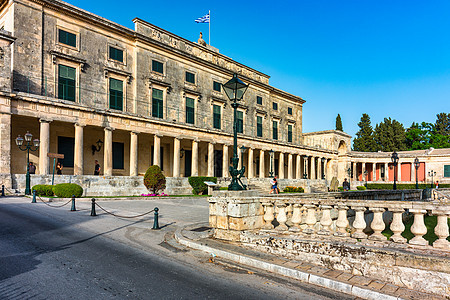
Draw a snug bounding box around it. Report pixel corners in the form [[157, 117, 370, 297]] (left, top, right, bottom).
[[141, 193, 168, 197]]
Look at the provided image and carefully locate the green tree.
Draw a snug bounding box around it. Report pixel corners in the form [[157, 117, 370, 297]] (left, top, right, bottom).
[[373, 117, 406, 151], [353, 113, 376, 151], [405, 122, 432, 150], [143, 165, 166, 194], [434, 113, 450, 136], [335, 114, 343, 131]]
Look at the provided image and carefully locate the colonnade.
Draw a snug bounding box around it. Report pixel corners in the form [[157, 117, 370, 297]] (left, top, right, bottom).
[[349, 161, 426, 183]]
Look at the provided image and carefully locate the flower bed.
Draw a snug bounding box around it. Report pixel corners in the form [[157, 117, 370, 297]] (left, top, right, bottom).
[[141, 193, 169, 197]]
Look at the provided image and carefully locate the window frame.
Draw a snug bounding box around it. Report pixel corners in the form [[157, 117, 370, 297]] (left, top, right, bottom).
[[236, 110, 244, 134], [213, 104, 221, 129], [186, 97, 195, 125], [57, 64, 77, 102], [185, 71, 196, 84], [272, 102, 278, 110], [109, 77, 124, 111], [256, 115, 263, 138], [287, 124, 293, 143], [256, 96, 263, 105], [152, 60, 164, 74], [109, 45, 124, 63], [272, 120, 278, 140], [288, 107, 293, 115], [444, 165, 450, 178], [58, 28, 77, 48], [152, 88, 164, 119]]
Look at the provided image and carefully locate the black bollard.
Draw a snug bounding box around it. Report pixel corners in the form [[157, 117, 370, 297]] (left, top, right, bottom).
[[152, 207, 160, 230], [32, 190, 36, 203], [70, 195, 76, 211], [90, 198, 97, 216], [1, 185, 4, 197]]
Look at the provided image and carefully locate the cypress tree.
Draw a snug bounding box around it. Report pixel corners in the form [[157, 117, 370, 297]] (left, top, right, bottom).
[[353, 113, 376, 151], [335, 114, 343, 131], [373, 117, 406, 151]]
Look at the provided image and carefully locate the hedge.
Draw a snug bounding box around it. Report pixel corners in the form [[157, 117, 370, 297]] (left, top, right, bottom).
[[188, 176, 217, 195], [32, 184, 54, 196], [53, 183, 83, 198], [356, 186, 367, 190], [366, 183, 450, 190], [283, 186, 304, 193]]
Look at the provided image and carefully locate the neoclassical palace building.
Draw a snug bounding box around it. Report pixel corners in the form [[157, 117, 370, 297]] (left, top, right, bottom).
[[0, 0, 448, 194]]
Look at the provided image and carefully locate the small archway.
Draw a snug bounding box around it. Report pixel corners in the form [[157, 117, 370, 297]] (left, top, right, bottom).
[[338, 140, 347, 156]]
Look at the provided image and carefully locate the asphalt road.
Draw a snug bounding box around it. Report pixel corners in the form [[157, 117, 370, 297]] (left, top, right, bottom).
[[0, 197, 351, 300]]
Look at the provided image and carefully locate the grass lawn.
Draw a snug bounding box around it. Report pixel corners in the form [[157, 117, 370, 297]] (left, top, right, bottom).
[[382, 215, 450, 245]]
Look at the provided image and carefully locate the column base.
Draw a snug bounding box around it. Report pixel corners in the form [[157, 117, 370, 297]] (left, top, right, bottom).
[[433, 239, 450, 250], [368, 232, 386, 241], [351, 231, 367, 239], [390, 234, 407, 244], [409, 236, 428, 246]]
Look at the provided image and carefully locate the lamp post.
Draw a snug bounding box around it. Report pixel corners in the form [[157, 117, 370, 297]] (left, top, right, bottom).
[[391, 151, 399, 190], [15, 131, 40, 195], [303, 156, 308, 179], [222, 73, 249, 191], [428, 170, 436, 188], [364, 170, 368, 188], [321, 157, 326, 179], [269, 149, 274, 178], [346, 167, 352, 187], [414, 157, 420, 189]]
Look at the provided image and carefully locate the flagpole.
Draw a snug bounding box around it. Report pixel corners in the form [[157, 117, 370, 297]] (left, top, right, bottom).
[[209, 10, 211, 45]]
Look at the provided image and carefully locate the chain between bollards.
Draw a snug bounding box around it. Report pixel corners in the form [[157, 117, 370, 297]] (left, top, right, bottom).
[[90, 198, 97, 216], [32, 190, 36, 203], [152, 207, 160, 230], [70, 195, 76, 211]]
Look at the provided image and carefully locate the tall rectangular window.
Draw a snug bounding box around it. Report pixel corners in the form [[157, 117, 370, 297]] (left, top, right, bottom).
[[109, 78, 123, 111], [273, 121, 278, 140], [112, 142, 124, 169], [152, 88, 164, 118], [185, 71, 195, 84], [58, 29, 76, 47], [257, 116, 263, 137], [236, 111, 243, 134], [288, 107, 293, 115], [288, 124, 293, 142], [213, 81, 221, 92], [213, 104, 221, 129], [152, 60, 163, 74], [444, 165, 450, 177], [58, 65, 76, 101], [257, 96, 262, 105], [109, 46, 123, 62], [273, 102, 278, 110], [57, 136, 74, 167], [186, 97, 195, 124]]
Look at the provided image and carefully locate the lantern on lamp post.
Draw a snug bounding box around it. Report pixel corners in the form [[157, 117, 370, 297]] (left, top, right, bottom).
[[222, 74, 249, 191], [269, 149, 274, 178], [414, 157, 420, 189], [15, 131, 40, 195], [391, 151, 399, 190]]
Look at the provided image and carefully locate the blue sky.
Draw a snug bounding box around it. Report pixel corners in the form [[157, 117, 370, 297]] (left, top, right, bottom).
[[72, 0, 450, 139]]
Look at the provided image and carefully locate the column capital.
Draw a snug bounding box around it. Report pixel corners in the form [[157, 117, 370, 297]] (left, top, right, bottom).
[[104, 127, 114, 132], [192, 138, 200, 143], [39, 118, 52, 123], [155, 133, 163, 138], [130, 131, 139, 135], [174, 136, 181, 141], [74, 122, 85, 127]]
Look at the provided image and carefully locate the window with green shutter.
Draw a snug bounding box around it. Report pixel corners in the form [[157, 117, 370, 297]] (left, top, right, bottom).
[[236, 111, 243, 134], [288, 124, 293, 142], [288, 107, 293, 115], [257, 96, 262, 105], [152, 60, 163, 74], [273, 102, 278, 110], [58, 29, 76, 47], [257, 116, 263, 137], [213, 104, 221, 129], [109, 46, 123, 62], [185, 71, 195, 84], [213, 81, 221, 92], [186, 97, 195, 124], [112, 142, 124, 169], [273, 121, 278, 140], [444, 165, 450, 177], [109, 78, 123, 111], [152, 88, 164, 118], [58, 65, 76, 101]]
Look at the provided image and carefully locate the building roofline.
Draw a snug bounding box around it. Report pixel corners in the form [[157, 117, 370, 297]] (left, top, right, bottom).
[[303, 130, 351, 138]]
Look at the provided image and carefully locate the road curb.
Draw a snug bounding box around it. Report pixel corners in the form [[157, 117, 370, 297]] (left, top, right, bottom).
[[174, 227, 400, 300]]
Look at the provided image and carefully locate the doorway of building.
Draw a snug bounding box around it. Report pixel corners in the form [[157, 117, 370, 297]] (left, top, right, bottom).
[[214, 150, 223, 177], [184, 150, 192, 177]]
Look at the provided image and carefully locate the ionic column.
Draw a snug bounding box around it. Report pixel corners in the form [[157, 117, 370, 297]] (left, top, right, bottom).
[[287, 154, 293, 179], [259, 150, 265, 178], [103, 127, 113, 176], [433, 210, 450, 250], [39, 119, 51, 175], [129, 132, 138, 176], [352, 162, 356, 180], [153, 134, 161, 167], [191, 139, 198, 176], [384, 162, 389, 181], [208, 142, 214, 177], [310, 157, 316, 179], [397, 162, 401, 183], [410, 162, 415, 183], [409, 209, 428, 246], [372, 163, 376, 181], [248, 148, 254, 179], [173, 137, 181, 177], [74, 123, 84, 175], [279, 152, 285, 179], [222, 144, 228, 178], [296, 154, 301, 179], [351, 206, 367, 239], [389, 208, 406, 243], [368, 207, 385, 241]]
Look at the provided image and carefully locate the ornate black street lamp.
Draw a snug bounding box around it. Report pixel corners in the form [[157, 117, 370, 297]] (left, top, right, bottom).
[[15, 131, 40, 195], [222, 74, 249, 190], [346, 167, 352, 187], [364, 170, 368, 188], [428, 170, 436, 188], [391, 151, 399, 190], [269, 149, 274, 178], [303, 156, 308, 179], [414, 157, 420, 189], [321, 157, 326, 179]]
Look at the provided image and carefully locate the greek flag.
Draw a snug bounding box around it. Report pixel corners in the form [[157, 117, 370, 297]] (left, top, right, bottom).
[[195, 13, 210, 23]]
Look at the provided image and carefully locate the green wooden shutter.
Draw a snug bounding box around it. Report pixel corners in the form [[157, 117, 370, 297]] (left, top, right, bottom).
[[58, 65, 76, 101], [57, 136, 75, 167], [152, 88, 164, 118], [186, 97, 195, 124], [444, 165, 450, 178], [109, 78, 123, 111], [288, 124, 292, 142], [273, 121, 278, 140], [257, 116, 263, 137], [112, 142, 124, 169], [236, 111, 243, 133], [213, 104, 221, 129]]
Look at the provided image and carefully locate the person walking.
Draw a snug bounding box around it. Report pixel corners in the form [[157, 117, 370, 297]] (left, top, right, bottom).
[[270, 176, 279, 194], [94, 160, 101, 175], [343, 178, 350, 191]]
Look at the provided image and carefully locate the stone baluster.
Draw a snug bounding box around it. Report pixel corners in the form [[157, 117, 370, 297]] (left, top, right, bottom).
[[262, 202, 275, 230], [351, 206, 367, 239], [276, 202, 288, 231], [432, 210, 450, 250], [303, 204, 317, 234], [409, 209, 428, 246], [290, 204, 302, 232], [389, 208, 406, 243], [286, 203, 293, 227], [334, 205, 350, 236], [318, 205, 333, 235], [368, 207, 386, 241]]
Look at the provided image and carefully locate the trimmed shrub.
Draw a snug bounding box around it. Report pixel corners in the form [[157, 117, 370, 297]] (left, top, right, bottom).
[[338, 186, 344, 191], [283, 186, 304, 193], [188, 176, 217, 195], [53, 183, 83, 198], [219, 187, 228, 191], [144, 165, 166, 195], [32, 184, 54, 196], [356, 186, 367, 190], [366, 183, 450, 190]]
